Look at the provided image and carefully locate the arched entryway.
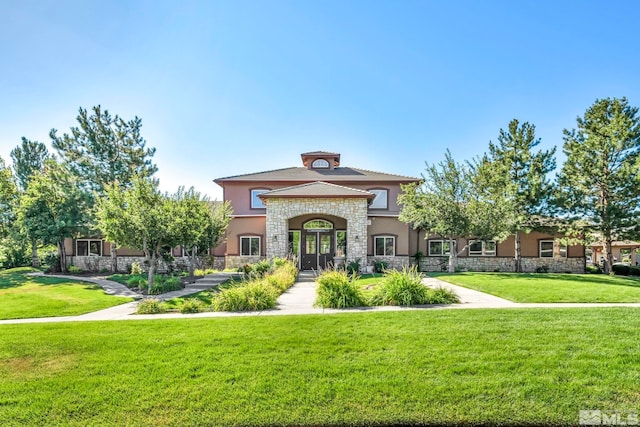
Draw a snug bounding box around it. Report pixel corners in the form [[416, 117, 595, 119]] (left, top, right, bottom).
[[300, 219, 335, 270]]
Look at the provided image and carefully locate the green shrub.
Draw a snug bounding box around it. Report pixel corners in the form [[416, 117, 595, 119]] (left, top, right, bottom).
[[346, 259, 361, 275], [194, 268, 216, 276], [130, 262, 142, 275], [586, 265, 603, 274], [149, 276, 183, 295], [612, 264, 631, 276], [630, 266, 640, 276], [127, 274, 147, 289], [136, 298, 165, 314], [43, 251, 60, 273], [67, 265, 83, 274], [180, 299, 206, 314], [316, 270, 366, 309], [535, 265, 549, 273], [99, 267, 109, 274], [369, 267, 429, 306], [373, 259, 388, 273], [212, 282, 277, 311]]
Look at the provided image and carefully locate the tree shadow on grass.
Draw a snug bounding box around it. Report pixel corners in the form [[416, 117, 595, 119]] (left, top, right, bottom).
[[438, 272, 640, 288]]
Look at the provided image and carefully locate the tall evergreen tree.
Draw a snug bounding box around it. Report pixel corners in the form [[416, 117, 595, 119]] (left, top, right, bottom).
[[51, 105, 157, 272], [0, 156, 17, 241], [10, 137, 50, 191], [477, 119, 556, 272], [556, 97, 640, 273]]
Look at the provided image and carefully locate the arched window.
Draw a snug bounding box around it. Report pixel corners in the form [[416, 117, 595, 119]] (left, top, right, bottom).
[[303, 219, 333, 230], [311, 158, 330, 169]]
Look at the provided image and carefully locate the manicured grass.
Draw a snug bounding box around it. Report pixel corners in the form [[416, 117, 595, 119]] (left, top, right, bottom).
[[0, 267, 133, 320], [353, 273, 384, 296], [1, 308, 640, 425], [434, 272, 640, 303]]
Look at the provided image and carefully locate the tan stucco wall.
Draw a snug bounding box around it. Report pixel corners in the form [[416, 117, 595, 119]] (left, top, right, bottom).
[[367, 216, 412, 256], [224, 216, 267, 256]]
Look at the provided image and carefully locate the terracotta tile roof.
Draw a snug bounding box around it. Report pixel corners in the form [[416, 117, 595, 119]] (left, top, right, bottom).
[[258, 182, 375, 199], [214, 166, 418, 183]]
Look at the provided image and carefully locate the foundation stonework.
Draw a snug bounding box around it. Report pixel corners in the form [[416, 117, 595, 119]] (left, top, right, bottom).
[[419, 256, 585, 273], [67, 255, 226, 273], [265, 197, 368, 266]]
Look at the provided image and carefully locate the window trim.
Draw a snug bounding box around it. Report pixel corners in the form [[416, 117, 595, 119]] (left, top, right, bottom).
[[367, 188, 389, 210], [250, 188, 271, 209], [468, 240, 497, 257], [428, 239, 451, 256], [76, 239, 103, 257], [240, 235, 261, 257], [303, 219, 334, 230], [374, 235, 396, 256]]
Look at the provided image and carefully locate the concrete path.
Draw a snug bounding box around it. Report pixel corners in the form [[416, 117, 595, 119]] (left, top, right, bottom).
[[3, 273, 640, 325], [29, 271, 141, 298]]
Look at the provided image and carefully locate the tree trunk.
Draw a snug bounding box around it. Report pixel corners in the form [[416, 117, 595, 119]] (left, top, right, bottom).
[[148, 252, 156, 292], [604, 237, 613, 274], [31, 240, 40, 268], [110, 243, 118, 273], [514, 230, 522, 273], [58, 240, 67, 273], [189, 246, 197, 279], [447, 238, 457, 273]]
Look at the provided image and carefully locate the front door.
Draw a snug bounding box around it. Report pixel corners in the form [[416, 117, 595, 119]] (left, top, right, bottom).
[[301, 230, 334, 270]]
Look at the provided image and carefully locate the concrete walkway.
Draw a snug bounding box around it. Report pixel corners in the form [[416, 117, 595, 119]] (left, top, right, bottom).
[[3, 273, 640, 325]]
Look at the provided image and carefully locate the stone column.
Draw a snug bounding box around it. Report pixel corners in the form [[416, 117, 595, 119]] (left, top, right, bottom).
[[346, 200, 368, 266], [265, 199, 289, 258]]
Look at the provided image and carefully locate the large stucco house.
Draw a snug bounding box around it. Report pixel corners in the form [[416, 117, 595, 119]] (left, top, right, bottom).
[[212, 151, 585, 273]]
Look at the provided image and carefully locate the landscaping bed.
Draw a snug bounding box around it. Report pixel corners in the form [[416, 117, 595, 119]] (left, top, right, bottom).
[[434, 272, 640, 303], [1, 308, 639, 425], [0, 267, 133, 320]]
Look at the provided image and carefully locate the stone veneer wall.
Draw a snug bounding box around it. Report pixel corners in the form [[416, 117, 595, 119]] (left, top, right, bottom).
[[265, 197, 369, 267], [419, 256, 585, 273], [369, 255, 411, 270], [225, 255, 266, 269], [68, 255, 225, 273]]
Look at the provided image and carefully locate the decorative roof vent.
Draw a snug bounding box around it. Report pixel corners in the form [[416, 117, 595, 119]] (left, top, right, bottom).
[[300, 151, 340, 170]]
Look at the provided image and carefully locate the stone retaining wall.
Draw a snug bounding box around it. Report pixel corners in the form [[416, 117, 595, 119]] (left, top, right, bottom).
[[67, 255, 226, 273], [224, 255, 267, 270], [368, 256, 410, 270], [420, 256, 585, 273]]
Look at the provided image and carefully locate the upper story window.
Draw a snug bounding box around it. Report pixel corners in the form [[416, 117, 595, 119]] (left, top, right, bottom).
[[311, 159, 330, 169], [250, 189, 269, 209], [368, 189, 388, 209]]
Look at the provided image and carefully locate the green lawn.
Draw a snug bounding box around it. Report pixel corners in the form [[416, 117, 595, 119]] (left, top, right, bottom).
[[353, 272, 384, 296], [0, 267, 133, 320], [1, 308, 639, 425], [433, 272, 640, 303]]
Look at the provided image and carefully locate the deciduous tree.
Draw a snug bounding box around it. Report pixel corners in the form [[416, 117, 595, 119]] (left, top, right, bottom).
[[556, 97, 640, 273]]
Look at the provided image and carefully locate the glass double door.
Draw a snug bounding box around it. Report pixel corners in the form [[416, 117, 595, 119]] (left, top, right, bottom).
[[301, 230, 333, 270]]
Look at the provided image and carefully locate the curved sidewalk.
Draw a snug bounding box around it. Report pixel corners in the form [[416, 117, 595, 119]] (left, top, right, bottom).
[[3, 274, 640, 325]]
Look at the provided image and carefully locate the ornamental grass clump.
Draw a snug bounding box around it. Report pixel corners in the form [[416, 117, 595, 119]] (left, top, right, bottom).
[[369, 266, 459, 306], [180, 298, 206, 314], [212, 281, 277, 311], [136, 298, 166, 314], [315, 269, 366, 309]]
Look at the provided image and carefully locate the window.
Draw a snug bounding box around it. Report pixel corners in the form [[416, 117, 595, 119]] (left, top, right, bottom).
[[368, 189, 388, 209], [288, 231, 300, 257], [374, 236, 395, 256], [303, 219, 333, 230], [468, 240, 496, 256], [240, 236, 260, 256], [539, 240, 567, 258], [428, 240, 451, 256], [76, 239, 102, 256], [311, 158, 329, 169], [250, 189, 269, 209]]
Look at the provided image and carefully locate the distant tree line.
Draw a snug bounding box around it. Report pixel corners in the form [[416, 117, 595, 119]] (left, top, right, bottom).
[[399, 97, 640, 274], [0, 106, 232, 288]]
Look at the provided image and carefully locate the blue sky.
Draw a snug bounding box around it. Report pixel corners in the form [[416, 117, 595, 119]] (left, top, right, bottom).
[[1, 0, 639, 200]]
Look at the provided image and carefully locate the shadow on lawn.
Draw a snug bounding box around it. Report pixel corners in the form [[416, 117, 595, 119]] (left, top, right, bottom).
[[0, 270, 104, 291]]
